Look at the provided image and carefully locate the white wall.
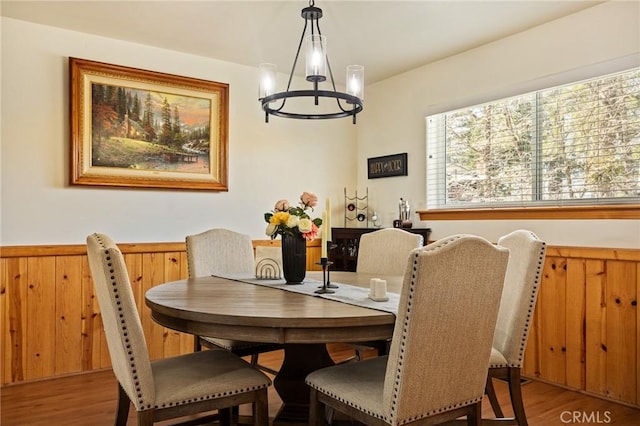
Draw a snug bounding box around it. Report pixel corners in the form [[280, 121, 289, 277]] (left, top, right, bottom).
[[1, 18, 357, 245], [3, 1, 640, 248], [357, 1, 640, 248]]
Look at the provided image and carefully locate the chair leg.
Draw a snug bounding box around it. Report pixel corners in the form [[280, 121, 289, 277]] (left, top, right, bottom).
[[219, 407, 232, 426], [253, 388, 269, 426], [136, 410, 154, 426], [508, 367, 528, 426], [115, 383, 130, 426], [325, 407, 335, 425], [193, 335, 202, 352], [376, 340, 389, 356], [466, 401, 481, 426], [250, 353, 259, 367], [485, 377, 505, 417], [309, 388, 325, 426]]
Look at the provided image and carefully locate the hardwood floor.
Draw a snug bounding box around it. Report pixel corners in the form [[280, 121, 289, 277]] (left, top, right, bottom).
[[2, 344, 639, 425]]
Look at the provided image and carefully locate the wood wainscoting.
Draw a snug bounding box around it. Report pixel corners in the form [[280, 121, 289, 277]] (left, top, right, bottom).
[[1, 240, 638, 409], [522, 246, 639, 407]]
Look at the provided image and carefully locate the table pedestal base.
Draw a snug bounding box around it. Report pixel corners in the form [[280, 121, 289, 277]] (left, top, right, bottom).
[[273, 343, 335, 424]]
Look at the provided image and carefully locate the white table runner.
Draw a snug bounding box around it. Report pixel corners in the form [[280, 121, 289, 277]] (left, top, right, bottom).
[[215, 273, 399, 315]]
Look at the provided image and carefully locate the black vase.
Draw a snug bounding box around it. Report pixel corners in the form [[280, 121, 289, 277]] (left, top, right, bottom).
[[281, 234, 307, 284]]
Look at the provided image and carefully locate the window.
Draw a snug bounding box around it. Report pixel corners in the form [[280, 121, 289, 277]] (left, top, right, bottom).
[[426, 68, 640, 210]]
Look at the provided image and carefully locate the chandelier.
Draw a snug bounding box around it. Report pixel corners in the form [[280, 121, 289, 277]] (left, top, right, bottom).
[[258, 0, 364, 124]]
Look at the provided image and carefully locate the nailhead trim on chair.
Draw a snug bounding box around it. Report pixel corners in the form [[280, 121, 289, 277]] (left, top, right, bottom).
[[95, 233, 270, 412], [307, 382, 483, 426], [154, 384, 268, 409], [308, 234, 493, 425], [388, 235, 482, 425], [94, 233, 151, 410], [185, 242, 194, 279], [307, 383, 389, 421], [396, 398, 483, 426], [516, 239, 546, 366], [488, 232, 546, 369]]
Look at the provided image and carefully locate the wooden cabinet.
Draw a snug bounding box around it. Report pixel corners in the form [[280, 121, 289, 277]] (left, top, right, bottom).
[[329, 227, 431, 272]]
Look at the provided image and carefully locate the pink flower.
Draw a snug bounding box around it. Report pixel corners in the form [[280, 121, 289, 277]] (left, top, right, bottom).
[[302, 223, 319, 241], [300, 192, 318, 208], [274, 199, 290, 211]]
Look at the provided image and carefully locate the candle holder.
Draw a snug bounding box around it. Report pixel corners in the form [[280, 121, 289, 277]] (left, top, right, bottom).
[[315, 257, 335, 294], [326, 241, 338, 289]]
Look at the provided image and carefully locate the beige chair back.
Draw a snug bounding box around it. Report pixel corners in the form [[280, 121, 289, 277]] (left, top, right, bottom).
[[186, 228, 255, 277], [86, 233, 155, 411], [356, 228, 423, 275], [494, 230, 547, 367], [382, 235, 509, 423]]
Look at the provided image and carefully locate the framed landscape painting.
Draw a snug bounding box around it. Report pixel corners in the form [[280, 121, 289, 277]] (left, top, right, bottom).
[[70, 57, 228, 190]]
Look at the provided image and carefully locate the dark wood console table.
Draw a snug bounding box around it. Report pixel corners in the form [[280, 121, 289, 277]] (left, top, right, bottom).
[[329, 227, 431, 271]]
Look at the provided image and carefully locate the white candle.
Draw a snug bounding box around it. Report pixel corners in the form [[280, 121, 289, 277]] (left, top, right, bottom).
[[325, 198, 332, 241], [321, 211, 328, 258], [374, 279, 387, 298], [369, 278, 379, 295]]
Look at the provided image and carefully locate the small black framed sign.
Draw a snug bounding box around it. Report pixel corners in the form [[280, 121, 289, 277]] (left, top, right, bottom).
[[367, 153, 408, 179]]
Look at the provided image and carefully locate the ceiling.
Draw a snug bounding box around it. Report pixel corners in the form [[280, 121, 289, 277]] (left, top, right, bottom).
[[1, 0, 604, 85]]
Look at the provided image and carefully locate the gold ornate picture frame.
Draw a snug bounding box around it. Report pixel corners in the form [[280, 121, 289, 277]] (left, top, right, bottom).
[[70, 57, 228, 191]]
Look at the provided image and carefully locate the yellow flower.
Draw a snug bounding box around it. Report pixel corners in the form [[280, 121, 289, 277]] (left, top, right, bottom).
[[270, 211, 290, 225]]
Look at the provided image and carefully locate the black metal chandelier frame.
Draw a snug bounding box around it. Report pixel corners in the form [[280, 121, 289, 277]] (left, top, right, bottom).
[[259, 0, 364, 124]]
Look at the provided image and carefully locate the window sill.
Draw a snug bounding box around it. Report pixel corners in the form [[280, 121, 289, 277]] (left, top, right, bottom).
[[416, 205, 639, 220]]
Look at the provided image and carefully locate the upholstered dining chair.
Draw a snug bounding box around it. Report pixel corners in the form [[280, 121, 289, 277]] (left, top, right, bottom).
[[351, 227, 424, 359], [306, 234, 510, 426], [86, 233, 270, 426], [485, 230, 547, 425], [186, 228, 282, 372], [356, 228, 424, 275]]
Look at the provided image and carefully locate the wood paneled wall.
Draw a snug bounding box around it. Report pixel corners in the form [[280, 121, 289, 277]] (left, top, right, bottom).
[[1, 240, 638, 408], [522, 247, 639, 407]]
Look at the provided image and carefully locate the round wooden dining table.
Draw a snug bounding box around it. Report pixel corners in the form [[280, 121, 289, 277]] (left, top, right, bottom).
[[145, 271, 402, 423]]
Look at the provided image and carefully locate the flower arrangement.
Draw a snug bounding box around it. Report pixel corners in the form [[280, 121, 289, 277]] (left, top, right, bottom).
[[265, 192, 323, 241]]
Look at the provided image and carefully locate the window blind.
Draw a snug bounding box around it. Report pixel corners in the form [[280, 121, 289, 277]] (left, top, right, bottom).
[[426, 68, 640, 209]]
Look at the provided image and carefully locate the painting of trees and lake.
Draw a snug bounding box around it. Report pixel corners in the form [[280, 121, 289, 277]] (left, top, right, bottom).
[[70, 57, 228, 190], [91, 83, 211, 174]]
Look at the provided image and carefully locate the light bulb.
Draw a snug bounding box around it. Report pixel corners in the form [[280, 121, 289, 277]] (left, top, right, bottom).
[[348, 76, 360, 95], [311, 50, 323, 73], [305, 35, 327, 79], [258, 63, 277, 101], [346, 65, 364, 100]]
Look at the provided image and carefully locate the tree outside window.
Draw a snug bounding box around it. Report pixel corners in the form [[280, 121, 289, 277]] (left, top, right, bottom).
[[426, 68, 640, 209]]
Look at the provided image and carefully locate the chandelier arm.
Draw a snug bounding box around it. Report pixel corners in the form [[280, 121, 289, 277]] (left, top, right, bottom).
[[269, 97, 288, 113], [314, 22, 338, 93], [334, 97, 357, 114], [285, 19, 309, 92], [324, 55, 338, 92]]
